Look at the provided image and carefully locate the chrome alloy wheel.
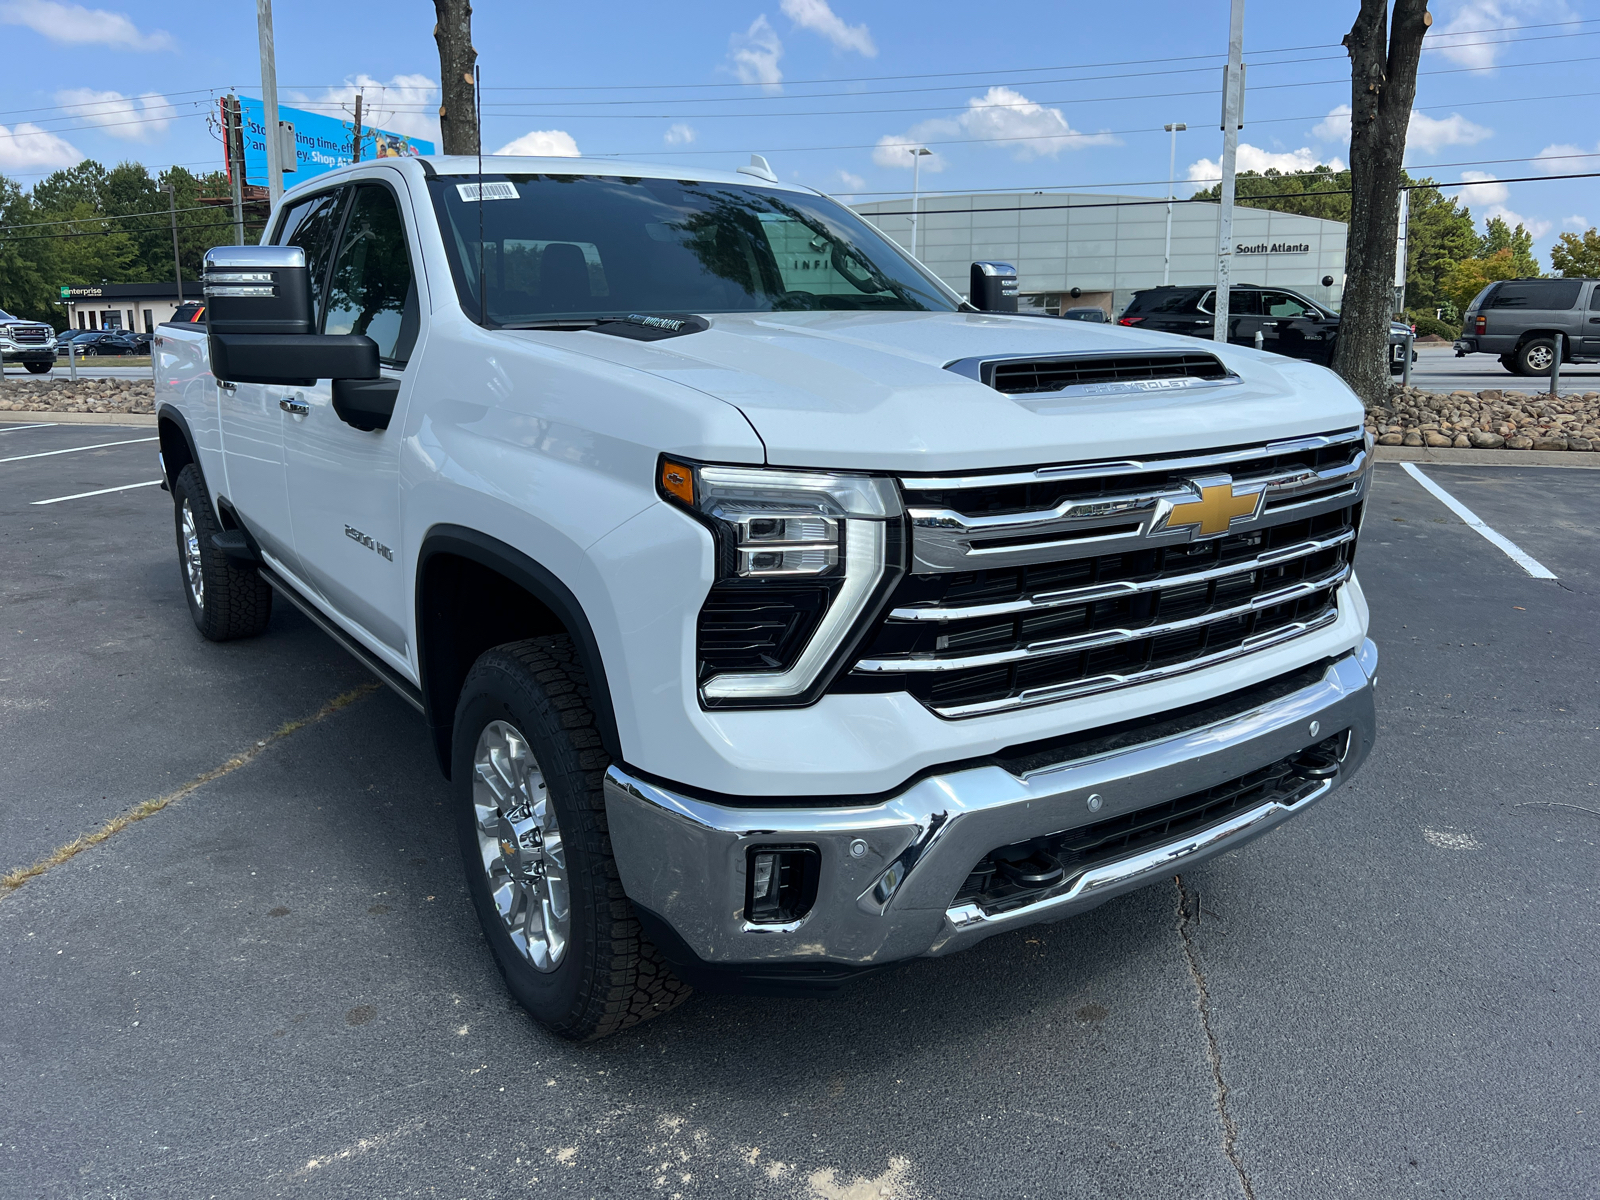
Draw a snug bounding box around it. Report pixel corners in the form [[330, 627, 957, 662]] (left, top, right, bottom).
[[1526, 342, 1555, 372], [180, 499, 204, 609], [472, 720, 569, 971]]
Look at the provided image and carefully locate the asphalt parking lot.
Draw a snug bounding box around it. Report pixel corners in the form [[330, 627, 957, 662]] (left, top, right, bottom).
[[1, 425, 1596, 1200]]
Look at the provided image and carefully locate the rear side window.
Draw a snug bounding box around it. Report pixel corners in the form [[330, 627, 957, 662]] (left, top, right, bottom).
[[1590, 285, 1600, 311], [1125, 289, 1203, 314], [324, 184, 419, 365], [276, 188, 349, 328], [1489, 281, 1582, 309]]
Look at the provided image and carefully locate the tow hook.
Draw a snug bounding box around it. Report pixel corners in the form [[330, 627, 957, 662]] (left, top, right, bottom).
[[991, 846, 1066, 890]]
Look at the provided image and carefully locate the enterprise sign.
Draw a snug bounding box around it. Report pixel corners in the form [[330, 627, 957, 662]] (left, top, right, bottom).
[[1235, 242, 1311, 255]]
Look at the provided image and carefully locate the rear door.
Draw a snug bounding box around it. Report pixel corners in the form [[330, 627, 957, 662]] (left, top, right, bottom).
[[1257, 290, 1331, 363], [216, 188, 344, 577], [282, 178, 420, 659], [1583, 283, 1600, 358], [1223, 288, 1265, 349]]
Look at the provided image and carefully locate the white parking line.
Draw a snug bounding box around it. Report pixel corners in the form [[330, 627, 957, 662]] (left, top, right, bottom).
[[30, 479, 163, 505], [0, 422, 60, 434], [0, 436, 157, 464], [1399, 461, 1557, 580]]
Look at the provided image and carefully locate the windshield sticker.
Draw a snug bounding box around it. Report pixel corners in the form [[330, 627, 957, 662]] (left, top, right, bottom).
[[456, 181, 519, 202]]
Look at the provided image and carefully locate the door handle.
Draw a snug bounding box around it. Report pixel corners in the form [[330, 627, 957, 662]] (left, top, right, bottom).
[[1589, 317, 1600, 324], [279, 396, 310, 416]]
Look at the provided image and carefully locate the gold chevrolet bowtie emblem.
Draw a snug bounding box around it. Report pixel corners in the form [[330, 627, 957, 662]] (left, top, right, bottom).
[[1166, 479, 1261, 536]]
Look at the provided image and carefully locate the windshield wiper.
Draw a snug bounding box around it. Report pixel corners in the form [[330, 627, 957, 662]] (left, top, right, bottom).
[[497, 318, 604, 331]]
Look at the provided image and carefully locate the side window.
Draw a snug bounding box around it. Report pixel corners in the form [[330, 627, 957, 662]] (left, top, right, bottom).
[[272, 197, 316, 247], [279, 188, 349, 329], [1226, 290, 1262, 316], [1262, 293, 1311, 318], [324, 185, 419, 365], [1589, 285, 1600, 311]]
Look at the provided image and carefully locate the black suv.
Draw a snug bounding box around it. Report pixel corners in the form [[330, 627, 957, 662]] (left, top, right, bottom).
[[1454, 277, 1600, 375], [1119, 284, 1414, 373]]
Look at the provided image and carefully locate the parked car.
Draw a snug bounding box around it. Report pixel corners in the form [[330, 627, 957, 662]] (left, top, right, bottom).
[[1453, 277, 1600, 375], [0, 308, 57, 373], [1060, 306, 1109, 323], [63, 330, 136, 356], [155, 155, 1377, 1040], [1119, 284, 1416, 373]]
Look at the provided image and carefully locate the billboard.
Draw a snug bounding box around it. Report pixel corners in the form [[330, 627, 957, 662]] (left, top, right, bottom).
[[232, 96, 434, 187]]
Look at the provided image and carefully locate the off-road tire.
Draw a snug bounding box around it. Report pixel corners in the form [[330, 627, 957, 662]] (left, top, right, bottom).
[[452, 637, 691, 1040], [1499, 353, 1519, 374], [1514, 337, 1559, 377], [171, 463, 272, 641]]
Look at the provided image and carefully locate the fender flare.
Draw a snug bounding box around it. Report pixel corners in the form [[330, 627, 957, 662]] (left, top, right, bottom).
[[155, 402, 199, 490], [416, 525, 623, 773]]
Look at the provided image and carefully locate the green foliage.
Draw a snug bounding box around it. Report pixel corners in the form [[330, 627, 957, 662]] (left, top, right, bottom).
[[0, 159, 268, 324], [1478, 216, 1540, 276], [1404, 312, 1461, 340], [1549, 227, 1600, 278], [1441, 248, 1524, 313], [1189, 168, 1477, 315]]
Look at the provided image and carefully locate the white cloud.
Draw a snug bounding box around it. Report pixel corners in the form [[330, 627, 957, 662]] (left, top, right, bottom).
[[0, 0, 173, 50], [0, 121, 82, 171], [663, 123, 696, 146], [1187, 144, 1344, 182], [1458, 171, 1550, 237], [1563, 214, 1590, 229], [728, 15, 784, 92], [494, 129, 581, 157], [52, 88, 171, 142], [875, 86, 1116, 168], [1407, 110, 1493, 152], [1310, 103, 1491, 152], [1312, 105, 1352, 143], [287, 74, 440, 143], [1533, 141, 1599, 172], [779, 0, 875, 56], [832, 168, 867, 194], [1427, 0, 1558, 69]]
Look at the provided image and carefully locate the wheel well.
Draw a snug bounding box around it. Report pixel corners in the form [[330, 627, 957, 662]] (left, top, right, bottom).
[[156, 411, 195, 489], [416, 538, 622, 778], [1514, 330, 1564, 350]]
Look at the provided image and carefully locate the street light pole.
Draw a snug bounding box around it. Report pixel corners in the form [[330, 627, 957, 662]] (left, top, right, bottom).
[[257, 0, 283, 208], [908, 146, 931, 259], [1163, 122, 1187, 286], [1212, 0, 1245, 345]]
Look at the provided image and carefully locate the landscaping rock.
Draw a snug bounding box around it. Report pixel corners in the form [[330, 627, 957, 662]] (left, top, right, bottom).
[[1366, 383, 1600, 453], [0, 378, 155, 414]]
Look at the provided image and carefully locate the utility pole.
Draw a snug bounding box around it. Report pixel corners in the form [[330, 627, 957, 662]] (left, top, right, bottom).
[[909, 146, 931, 259], [226, 94, 245, 245], [1212, 0, 1245, 345], [351, 91, 364, 163], [257, 0, 283, 207], [1163, 123, 1186, 286], [166, 181, 184, 304]]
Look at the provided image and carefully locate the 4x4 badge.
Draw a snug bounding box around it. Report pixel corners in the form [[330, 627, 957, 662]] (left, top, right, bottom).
[[1161, 476, 1263, 537]]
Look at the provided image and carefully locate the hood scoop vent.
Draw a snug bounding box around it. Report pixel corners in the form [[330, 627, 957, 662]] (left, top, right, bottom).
[[948, 351, 1237, 399]]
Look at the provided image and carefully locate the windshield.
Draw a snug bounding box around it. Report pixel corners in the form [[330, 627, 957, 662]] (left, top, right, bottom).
[[427, 174, 957, 325], [0, 309, 16, 321]]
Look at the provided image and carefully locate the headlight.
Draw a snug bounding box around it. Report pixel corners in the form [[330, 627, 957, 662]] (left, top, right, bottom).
[[658, 457, 904, 706]]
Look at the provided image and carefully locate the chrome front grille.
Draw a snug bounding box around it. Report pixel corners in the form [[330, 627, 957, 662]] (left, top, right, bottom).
[[7, 325, 48, 345], [833, 429, 1368, 718]]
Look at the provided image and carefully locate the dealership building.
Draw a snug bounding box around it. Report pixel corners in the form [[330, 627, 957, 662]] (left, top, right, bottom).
[[851, 192, 1349, 317], [60, 281, 197, 333]]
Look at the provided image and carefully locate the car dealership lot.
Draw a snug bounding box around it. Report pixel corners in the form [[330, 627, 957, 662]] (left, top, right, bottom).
[[1, 425, 1596, 1199]]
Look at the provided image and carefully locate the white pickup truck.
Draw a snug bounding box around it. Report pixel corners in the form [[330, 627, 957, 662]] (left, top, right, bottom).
[[154, 154, 1377, 1040]]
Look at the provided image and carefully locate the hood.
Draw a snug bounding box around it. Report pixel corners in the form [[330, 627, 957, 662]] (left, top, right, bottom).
[[518, 310, 1365, 474]]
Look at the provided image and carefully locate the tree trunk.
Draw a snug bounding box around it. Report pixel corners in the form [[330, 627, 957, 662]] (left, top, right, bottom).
[[1331, 0, 1431, 404], [433, 0, 478, 156]]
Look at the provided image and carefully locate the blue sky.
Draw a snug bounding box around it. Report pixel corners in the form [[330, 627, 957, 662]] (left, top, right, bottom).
[[1, 0, 1595, 261]]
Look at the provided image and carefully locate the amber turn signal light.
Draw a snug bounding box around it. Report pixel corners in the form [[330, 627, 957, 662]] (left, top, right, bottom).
[[659, 458, 695, 507]]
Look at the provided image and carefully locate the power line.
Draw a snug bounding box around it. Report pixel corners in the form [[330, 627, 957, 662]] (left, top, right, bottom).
[[1, 198, 269, 233], [1, 217, 263, 243]]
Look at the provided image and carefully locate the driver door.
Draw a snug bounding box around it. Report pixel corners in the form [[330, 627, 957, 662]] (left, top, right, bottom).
[[1258, 291, 1328, 363]]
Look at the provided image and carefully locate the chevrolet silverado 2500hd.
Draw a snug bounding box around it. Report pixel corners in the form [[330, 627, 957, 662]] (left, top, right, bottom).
[[154, 155, 1377, 1040]]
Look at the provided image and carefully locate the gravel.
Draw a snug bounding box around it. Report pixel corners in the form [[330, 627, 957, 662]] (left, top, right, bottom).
[[1365, 384, 1600, 452], [0, 378, 155, 414]]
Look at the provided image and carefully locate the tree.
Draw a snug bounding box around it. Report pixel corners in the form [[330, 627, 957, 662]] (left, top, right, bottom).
[[1548, 227, 1600, 278], [1478, 216, 1539, 276], [433, 0, 479, 156], [1331, 0, 1433, 405], [1440, 248, 1522, 313]]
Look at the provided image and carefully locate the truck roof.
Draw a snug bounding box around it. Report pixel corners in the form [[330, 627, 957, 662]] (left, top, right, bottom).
[[287, 154, 820, 197]]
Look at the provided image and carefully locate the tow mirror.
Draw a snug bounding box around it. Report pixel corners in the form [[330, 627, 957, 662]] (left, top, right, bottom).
[[970, 261, 1018, 313], [203, 245, 378, 387]]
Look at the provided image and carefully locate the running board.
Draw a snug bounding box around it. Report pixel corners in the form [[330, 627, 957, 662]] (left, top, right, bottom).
[[257, 565, 425, 714]]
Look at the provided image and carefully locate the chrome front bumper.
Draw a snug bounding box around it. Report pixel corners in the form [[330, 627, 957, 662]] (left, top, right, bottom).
[[605, 641, 1378, 969]]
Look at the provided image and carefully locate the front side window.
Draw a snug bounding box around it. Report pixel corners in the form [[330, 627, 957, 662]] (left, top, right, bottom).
[[427, 174, 956, 325], [324, 184, 418, 365], [276, 187, 349, 327], [1261, 292, 1312, 318]]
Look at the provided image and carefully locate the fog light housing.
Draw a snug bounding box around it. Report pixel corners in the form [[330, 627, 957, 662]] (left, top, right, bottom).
[[745, 846, 820, 925]]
